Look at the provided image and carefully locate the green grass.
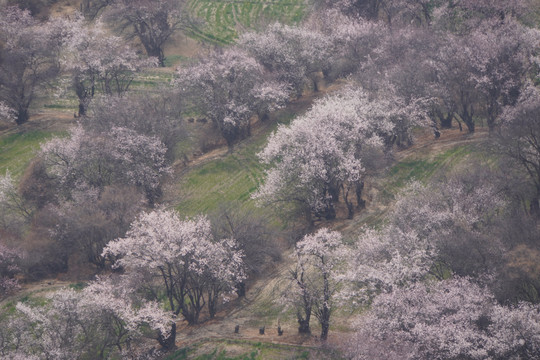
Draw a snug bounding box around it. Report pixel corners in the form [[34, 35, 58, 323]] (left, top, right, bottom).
[[68, 282, 88, 291], [164, 55, 192, 67], [380, 144, 475, 201], [187, 0, 306, 44], [0, 130, 58, 179], [164, 339, 344, 360], [176, 135, 268, 217]]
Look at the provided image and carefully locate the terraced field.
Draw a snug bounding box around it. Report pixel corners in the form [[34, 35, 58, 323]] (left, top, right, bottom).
[[187, 0, 306, 44]]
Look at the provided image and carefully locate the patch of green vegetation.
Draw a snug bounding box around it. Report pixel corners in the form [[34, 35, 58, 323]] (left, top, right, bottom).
[[187, 0, 306, 45], [43, 103, 72, 109], [0, 130, 58, 178], [164, 339, 344, 360], [176, 135, 269, 216], [68, 282, 87, 291], [194, 348, 257, 360], [175, 99, 312, 222], [165, 347, 190, 360], [19, 294, 49, 307], [164, 55, 191, 67], [1, 301, 18, 316], [380, 144, 474, 200]]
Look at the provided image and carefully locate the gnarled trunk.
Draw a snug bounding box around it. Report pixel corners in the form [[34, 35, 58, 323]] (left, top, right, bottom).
[[297, 311, 311, 334], [356, 181, 366, 210], [157, 322, 176, 350]]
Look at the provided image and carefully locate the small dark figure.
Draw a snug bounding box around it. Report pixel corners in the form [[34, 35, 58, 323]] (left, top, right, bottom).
[[434, 129, 441, 139], [277, 326, 283, 336], [259, 326, 265, 335], [234, 325, 240, 334]]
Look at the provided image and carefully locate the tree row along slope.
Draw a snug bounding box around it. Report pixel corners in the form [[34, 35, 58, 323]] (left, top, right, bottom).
[[161, 126, 490, 359]]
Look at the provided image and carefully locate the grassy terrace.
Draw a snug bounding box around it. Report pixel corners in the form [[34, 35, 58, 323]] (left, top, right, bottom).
[[187, 0, 306, 44], [164, 338, 342, 360], [380, 144, 475, 199], [176, 123, 272, 217], [0, 130, 58, 178]]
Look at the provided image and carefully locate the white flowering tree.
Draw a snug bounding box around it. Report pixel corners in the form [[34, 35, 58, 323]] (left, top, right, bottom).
[[255, 87, 395, 223], [102, 210, 245, 348], [0, 7, 62, 125], [85, 93, 185, 162], [62, 17, 157, 116], [349, 277, 540, 360], [498, 84, 540, 215], [240, 23, 335, 95], [41, 125, 169, 203], [176, 48, 289, 148], [346, 226, 435, 301], [0, 171, 30, 234], [345, 172, 508, 301], [467, 19, 539, 131], [342, 165, 512, 309], [283, 228, 347, 340], [51, 185, 144, 269], [392, 173, 508, 278], [6, 276, 171, 359], [0, 241, 21, 299], [0, 102, 15, 123], [322, 13, 388, 78]]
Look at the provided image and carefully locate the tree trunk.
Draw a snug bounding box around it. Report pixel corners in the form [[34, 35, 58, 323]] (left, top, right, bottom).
[[208, 290, 219, 318], [356, 181, 365, 210], [158, 322, 176, 350], [439, 112, 453, 129], [297, 313, 311, 334], [320, 272, 331, 341], [324, 202, 336, 220], [346, 199, 354, 219], [320, 320, 329, 341], [144, 44, 165, 67], [182, 288, 205, 325], [459, 97, 475, 133], [15, 107, 29, 125], [531, 189, 540, 217], [236, 282, 246, 297], [78, 103, 86, 117], [343, 185, 354, 219]]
